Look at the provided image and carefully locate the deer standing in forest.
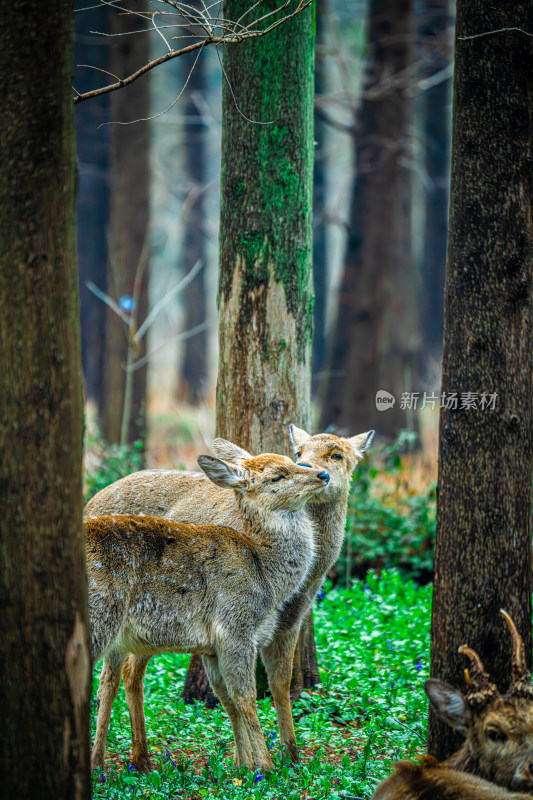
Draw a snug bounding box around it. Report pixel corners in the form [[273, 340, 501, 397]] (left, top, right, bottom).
[[88, 454, 328, 772], [85, 426, 374, 770], [372, 611, 533, 799]]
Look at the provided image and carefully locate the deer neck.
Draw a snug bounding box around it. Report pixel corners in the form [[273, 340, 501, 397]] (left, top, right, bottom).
[[445, 743, 481, 776], [237, 497, 316, 601], [306, 487, 349, 578]]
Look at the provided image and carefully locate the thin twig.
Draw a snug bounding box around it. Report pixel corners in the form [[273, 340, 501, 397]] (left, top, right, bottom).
[[458, 26, 533, 41], [134, 259, 204, 343], [130, 321, 210, 371]]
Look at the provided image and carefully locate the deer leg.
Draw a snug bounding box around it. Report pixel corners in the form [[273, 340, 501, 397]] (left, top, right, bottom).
[[261, 627, 300, 764], [219, 647, 274, 771], [203, 654, 253, 768], [122, 654, 152, 773], [92, 651, 124, 772]]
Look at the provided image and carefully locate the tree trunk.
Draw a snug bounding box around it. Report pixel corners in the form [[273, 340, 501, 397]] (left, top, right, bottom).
[[320, 0, 418, 439], [419, 0, 452, 365], [428, 1, 533, 760], [75, 0, 110, 417], [183, 0, 317, 704], [102, 2, 150, 445], [179, 50, 208, 403], [0, 2, 91, 797], [312, 0, 328, 389]]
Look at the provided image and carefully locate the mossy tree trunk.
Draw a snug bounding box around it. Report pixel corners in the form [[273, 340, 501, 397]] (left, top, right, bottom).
[[183, 0, 317, 706], [312, 0, 328, 387], [320, 0, 418, 438], [0, 1, 91, 796], [428, 1, 533, 760], [102, 2, 150, 446]]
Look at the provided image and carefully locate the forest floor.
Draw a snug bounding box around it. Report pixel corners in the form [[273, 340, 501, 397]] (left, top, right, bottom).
[[91, 572, 431, 800]]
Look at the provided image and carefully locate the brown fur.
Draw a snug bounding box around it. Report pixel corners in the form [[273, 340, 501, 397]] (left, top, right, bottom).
[[445, 696, 533, 791], [372, 756, 533, 800], [87, 456, 326, 772]]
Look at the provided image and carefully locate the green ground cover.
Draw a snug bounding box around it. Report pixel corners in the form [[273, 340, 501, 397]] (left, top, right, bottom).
[[91, 572, 432, 800]]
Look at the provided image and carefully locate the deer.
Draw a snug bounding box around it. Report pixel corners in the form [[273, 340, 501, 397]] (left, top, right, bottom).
[[87, 453, 329, 773], [85, 425, 374, 769], [372, 611, 533, 799]]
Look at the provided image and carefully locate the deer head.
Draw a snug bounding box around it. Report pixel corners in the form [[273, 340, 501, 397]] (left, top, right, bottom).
[[426, 611, 533, 792], [198, 451, 329, 513]]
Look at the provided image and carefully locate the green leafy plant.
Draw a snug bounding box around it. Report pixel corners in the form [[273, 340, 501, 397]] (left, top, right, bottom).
[[341, 444, 437, 585], [84, 435, 144, 503]]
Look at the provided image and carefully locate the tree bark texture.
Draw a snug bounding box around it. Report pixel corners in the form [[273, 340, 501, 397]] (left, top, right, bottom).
[[419, 0, 452, 363], [183, 0, 317, 705], [321, 0, 418, 439], [179, 50, 208, 403], [102, 2, 150, 444], [312, 0, 328, 389], [428, 2, 533, 761], [75, 0, 110, 415], [0, 2, 91, 797]]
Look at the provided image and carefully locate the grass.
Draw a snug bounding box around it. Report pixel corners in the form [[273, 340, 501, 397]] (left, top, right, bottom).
[[91, 571, 432, 799]]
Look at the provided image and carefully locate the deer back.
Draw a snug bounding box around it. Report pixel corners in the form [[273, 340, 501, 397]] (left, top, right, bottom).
[[86, 514, 277, 661], [372, 756, 532, 800], [84, 469, 241, 529]]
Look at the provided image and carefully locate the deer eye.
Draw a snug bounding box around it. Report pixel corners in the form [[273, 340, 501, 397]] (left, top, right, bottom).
[[295, 452, 302, 459], [271, 475, 285, 483], [486, 728, 506, 743], [331, 453, 343, 460]]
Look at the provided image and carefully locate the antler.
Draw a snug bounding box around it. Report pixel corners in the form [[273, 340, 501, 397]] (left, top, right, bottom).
[[459, 644, 498, 708], [500, 609, 533, 698]]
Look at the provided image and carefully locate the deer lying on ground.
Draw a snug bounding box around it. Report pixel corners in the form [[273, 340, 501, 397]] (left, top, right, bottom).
[[88, 454, 328, 772], [85, 426, 374, 770], [372, 611, 533, 799]]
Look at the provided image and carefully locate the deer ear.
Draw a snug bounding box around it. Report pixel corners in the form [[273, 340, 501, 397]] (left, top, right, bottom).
[[425, 679, 472, 732], [197, 456, 248, 489], [347, 430, 375, 457], [210, 438, 252, 465], [289, 424, 311, 454]]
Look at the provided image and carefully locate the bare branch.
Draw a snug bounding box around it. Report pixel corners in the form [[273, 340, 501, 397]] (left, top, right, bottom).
[[73, 0, 312, 104]]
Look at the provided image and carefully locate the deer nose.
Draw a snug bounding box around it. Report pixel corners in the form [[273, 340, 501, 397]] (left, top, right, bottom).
[[317, 471, 330, 484]]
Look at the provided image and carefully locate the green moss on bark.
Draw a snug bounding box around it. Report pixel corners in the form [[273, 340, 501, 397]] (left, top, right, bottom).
[[219, 0, 315, 363]]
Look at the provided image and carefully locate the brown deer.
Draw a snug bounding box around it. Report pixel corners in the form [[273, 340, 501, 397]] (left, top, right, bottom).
[[85, 426, 374, 768], [88, 454, 328, 772], [372, 611, 533, 799]]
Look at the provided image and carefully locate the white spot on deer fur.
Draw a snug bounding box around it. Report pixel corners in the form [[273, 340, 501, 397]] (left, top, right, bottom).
[[92, 561, 103, 569]]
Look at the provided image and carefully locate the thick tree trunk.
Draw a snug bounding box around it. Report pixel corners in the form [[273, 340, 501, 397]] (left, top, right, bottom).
[[183, 0, 317, 705], [428, 2, 533, 760], [215, 0, 314, 453], [75, 1, 110, 416], [419, 0, 452, 364], [102, 3, 150, 445], [179, 51, 208, 403], [321, 0, 418, 439], [0, 2, 91, 797]]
